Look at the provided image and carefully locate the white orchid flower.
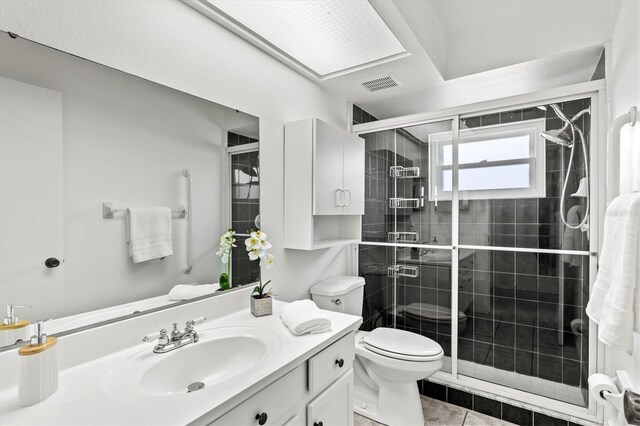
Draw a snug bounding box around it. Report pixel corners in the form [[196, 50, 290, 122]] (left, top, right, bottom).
[[260, 253, 274, 269], [245, 229, 274, 269]]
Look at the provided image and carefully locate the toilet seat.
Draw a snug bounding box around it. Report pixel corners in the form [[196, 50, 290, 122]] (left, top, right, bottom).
[[362, 328, 443, 362]]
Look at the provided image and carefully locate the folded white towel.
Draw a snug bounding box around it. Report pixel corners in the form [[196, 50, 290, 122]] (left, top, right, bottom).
[[168, 284, 219, 301], [280, 300, 331, 336], [126, 207, 173, 263], [586, 192, 640, 352]]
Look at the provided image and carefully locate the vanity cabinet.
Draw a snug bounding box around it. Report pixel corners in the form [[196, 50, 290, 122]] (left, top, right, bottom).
[[284, 118, 364, 250], [207, 332, 355, 426], [307, 371, 354, 426]]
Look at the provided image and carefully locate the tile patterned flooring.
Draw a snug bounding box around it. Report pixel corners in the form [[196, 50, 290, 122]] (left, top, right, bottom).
[[354, 395, 516, 426]]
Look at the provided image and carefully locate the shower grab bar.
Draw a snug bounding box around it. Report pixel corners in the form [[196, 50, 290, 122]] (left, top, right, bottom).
[[607, 106, 638, 202], [182, 169, 193, 274]]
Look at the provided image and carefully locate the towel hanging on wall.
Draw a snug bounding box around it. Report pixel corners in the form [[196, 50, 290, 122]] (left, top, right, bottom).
[[586, 192, 640, 353], [126, 207, 173, 263]]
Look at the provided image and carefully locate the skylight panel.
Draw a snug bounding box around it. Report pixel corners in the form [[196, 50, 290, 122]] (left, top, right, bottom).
[[203, 0, 407, 78]]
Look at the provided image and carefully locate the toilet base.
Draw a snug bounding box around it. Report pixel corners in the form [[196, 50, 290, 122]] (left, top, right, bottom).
[[354, 380, 424, 426]]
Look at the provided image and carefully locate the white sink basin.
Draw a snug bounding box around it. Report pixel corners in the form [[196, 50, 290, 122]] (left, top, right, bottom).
[[104, 326, 280, 400]]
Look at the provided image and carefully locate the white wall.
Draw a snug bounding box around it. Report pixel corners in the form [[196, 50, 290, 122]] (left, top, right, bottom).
[[604, 0, 640, 424], [0, 0, 350, 307]]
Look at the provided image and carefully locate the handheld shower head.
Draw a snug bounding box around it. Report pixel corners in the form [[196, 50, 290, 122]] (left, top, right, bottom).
[[540, 128, 573, 147], [539, 104, 591, 147]]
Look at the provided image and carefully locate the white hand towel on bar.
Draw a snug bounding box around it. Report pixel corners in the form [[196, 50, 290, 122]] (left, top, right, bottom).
[[586, 192, 640, 353], [168, 284, 219, 301], [280, 300, 331, 336], [126, 207, 173, 263]]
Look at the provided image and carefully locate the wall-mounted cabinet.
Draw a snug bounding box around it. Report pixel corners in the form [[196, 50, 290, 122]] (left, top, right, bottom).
[[284, 118, 364, 250]]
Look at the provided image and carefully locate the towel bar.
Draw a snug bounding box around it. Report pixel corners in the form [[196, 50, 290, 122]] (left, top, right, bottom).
[[101, 168, 193, 275], [102, 202, 188, 219]]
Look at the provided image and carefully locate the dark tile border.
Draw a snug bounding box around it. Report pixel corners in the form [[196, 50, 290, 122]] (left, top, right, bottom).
[[420, 379, 580, 426]]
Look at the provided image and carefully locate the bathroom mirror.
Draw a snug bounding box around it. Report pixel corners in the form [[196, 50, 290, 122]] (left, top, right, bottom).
[[0, 32, 259, 348]]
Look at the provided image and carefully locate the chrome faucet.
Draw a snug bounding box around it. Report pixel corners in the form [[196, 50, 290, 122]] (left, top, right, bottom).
[[143, 317, 206, 354]]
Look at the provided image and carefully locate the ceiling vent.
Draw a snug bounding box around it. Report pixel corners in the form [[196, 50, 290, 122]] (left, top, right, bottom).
[[361, 74, 400, 92]]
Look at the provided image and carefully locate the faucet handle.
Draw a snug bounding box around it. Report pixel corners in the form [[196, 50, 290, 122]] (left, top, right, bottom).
[[142, 329, 168, 343], [186, 316, 206, 330]]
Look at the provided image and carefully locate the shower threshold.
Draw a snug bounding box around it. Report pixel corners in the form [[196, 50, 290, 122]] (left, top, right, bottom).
[[439, 357, 586, 407]]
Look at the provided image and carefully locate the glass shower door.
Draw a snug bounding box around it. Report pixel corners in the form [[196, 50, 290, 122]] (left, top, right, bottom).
[[454, 99, 592, 406], [359, 119, 455, 373]]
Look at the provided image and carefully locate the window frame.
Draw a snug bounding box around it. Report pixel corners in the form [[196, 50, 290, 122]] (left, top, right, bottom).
[[428, 118, 546, 201]]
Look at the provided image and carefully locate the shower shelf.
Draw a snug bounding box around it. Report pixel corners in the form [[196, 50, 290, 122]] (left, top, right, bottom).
[[388, 232, 419, 243], [389, 198, 420, 209], [388, 265, 419, 278], [390, 166, 420, 178]]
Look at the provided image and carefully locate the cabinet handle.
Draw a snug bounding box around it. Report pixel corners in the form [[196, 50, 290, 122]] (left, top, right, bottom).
[[335, 189, 345, 207], [335, 358, 344, 368], [45, 257, 60, 268], [344, 189, 352, 206], [255, 412, 268, 425], [314, 422, 323, 426]]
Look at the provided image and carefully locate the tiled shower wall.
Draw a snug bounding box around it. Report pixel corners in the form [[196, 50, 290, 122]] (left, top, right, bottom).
[[229, 132, 260, 287]]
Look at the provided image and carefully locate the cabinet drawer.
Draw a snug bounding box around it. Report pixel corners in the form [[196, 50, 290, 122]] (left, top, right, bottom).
[[308, 332, 355, 394], [212, 364, 306, 425]]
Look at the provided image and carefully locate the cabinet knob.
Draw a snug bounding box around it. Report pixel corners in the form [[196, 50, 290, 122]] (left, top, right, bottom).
[[335, 358, 344, 368], [45, 257, 60, 268], [255, 412, 268, 425], [314, 422, 323, 426]]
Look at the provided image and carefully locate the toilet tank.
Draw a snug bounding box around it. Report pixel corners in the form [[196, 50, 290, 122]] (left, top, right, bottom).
[[310, 275, 365, 316]]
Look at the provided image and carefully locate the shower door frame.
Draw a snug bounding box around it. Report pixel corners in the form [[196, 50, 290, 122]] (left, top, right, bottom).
[[352, 79, 606, 424]]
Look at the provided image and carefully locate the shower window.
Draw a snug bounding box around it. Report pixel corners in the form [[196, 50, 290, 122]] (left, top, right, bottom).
[[430, 119, 546, 200]]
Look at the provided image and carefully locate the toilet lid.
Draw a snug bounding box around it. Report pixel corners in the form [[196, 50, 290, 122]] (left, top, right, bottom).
[[362, 328, 442, 361]]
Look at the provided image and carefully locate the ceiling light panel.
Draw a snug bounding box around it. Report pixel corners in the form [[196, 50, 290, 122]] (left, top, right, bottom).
[[205, 0, 406, 78]]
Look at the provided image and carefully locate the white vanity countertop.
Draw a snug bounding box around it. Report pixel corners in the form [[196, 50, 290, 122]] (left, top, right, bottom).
[[0, 301, 362, 425]]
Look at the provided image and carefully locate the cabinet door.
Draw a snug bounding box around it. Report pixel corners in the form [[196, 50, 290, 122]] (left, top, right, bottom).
[[342, 133, 364, 215], [0, 77, 65, 321], [313, 119, 345, 216], [307, 369, 353, 426]]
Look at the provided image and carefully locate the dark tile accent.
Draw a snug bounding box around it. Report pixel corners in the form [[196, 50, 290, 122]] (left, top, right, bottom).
[[503, 404, 533, 426], [533, 412, 568, 426], [448, 388, 473, 409], [473, 395, 502, 418], [421, 380, 447, 401], [481, 113, 500, 126], [500, 110, 523, 123]]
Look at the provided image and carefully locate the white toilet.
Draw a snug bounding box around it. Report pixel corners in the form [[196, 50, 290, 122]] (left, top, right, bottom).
[[311, 276, 444, 426]]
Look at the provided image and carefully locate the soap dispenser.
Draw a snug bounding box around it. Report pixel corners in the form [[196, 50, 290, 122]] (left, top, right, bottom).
[[0, 304, 31, 347], [18, 320, 58, 406]]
